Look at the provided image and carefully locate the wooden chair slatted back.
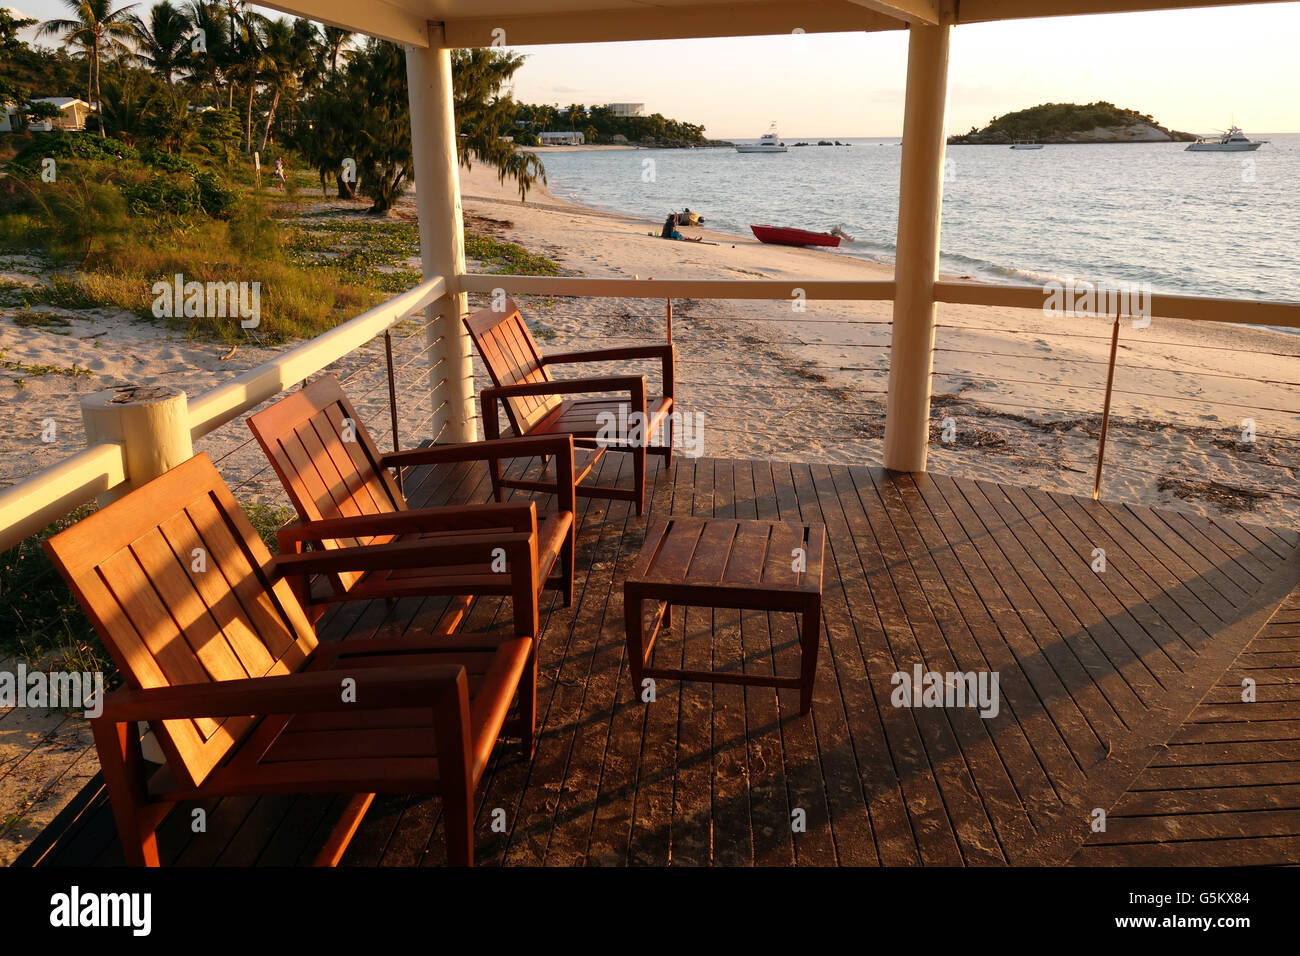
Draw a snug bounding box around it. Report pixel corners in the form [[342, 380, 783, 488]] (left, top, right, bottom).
[[246, 376, 406, 592], [465, 300, 562, 435], [44, 454, 319, 790]]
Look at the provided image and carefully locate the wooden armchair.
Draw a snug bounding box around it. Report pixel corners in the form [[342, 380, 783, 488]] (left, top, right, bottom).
[[465, 299, 675, 516], [43, 454, 536, 866], [246, 375, 576, 635]]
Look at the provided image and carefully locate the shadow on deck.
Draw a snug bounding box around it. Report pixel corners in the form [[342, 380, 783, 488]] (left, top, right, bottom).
[[20, 454, 1300, 866]]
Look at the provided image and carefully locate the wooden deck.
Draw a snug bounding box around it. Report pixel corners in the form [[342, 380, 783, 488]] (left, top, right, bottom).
[[20, 453, 1300, 866]]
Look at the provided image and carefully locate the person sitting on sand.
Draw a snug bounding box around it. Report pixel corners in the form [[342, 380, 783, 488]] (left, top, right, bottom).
[[661, 212, 702, 242]]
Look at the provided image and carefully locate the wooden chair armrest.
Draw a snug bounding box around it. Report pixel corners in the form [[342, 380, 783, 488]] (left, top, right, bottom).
[[98, 666, 467, 722], [481, 375, 647, 401], [541, 344, 674, 398], [379, 434, 575, 469], [274, 530, 536, 576], [382, 436, 577, 517], [541, 344, 673, 364], [276, 502, 538, 545]]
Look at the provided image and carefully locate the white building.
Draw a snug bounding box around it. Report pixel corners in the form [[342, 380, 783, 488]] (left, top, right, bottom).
[[539, 131, 584, 145], [606, 103, 645, 118], [1, 97, 93, 133]]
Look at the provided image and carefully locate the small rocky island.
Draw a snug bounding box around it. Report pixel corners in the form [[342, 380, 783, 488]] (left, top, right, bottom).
[[948, 102, 1197, 144]]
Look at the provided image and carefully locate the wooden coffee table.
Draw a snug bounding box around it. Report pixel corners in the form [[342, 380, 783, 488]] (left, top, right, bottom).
[[623, 517, 826, 714]]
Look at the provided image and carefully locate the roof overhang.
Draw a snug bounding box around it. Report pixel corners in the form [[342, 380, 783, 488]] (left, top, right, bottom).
[[253, 0, 1298, 47]]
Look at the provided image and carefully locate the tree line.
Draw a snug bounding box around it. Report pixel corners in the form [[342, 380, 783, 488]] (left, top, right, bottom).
[[2, 4, 708, 211]]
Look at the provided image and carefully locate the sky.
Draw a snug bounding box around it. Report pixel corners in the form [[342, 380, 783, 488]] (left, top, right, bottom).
[[10, 2, 1300, 137]]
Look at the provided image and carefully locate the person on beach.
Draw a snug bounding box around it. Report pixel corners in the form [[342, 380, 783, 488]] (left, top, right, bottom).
[[274, 156, 286, 190], [661, 212, 701, 242]]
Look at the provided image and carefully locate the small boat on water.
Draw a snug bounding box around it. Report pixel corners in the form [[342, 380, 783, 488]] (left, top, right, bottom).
[[1010, 140, 1044, 150], [751, 224, 841, 248], [1186, 125, 1266, 151], [736, 123, 788, 154]]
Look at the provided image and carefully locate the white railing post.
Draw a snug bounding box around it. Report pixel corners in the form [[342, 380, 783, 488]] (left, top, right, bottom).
[[81, 385, 193, 505], [406, 23, 476, 443], [883, 21, 952, 473]]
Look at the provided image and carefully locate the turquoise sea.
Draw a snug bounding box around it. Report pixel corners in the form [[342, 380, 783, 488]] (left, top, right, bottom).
[[534, 134, 1300, 305]]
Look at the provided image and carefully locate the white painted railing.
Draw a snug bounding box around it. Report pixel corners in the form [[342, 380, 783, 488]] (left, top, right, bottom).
[[459, 274, 1300, 328], [0, 276, 448, 553]]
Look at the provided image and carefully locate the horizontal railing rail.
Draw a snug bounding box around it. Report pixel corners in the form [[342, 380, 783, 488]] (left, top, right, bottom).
[[0, 276, 448, 553], [460, 273, 1300, 328]]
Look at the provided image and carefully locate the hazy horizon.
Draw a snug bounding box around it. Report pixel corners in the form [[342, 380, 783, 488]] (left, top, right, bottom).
[[10, 2, 1300, 138]]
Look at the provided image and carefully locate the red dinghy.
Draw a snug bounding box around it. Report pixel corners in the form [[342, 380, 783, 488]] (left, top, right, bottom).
[[750, 224, 842, 248]]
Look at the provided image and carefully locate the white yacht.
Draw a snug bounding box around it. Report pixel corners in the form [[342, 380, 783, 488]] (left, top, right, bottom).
[[736, 123, 787, 153], [1186, 126, 1266, 152]]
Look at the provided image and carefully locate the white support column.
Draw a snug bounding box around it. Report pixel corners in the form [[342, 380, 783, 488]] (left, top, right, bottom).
[[82, 385, 193, 505], [406, 22, 475, 443], [883, 22, 951, 472]]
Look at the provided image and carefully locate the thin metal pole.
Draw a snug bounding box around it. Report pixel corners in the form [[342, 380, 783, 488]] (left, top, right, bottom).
[[384, 330, 404, 495], [666, 298, 673, 343], [1093, 316, 1121, 500]]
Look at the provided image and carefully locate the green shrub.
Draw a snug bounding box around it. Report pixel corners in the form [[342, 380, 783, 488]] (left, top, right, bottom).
[[227, 197, 279, 259], [11, 132, 139, 172], [141, 149, 201, 176]]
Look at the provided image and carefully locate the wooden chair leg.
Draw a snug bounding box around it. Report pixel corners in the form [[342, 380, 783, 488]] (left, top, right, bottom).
[[633, 444, 646, 517], [520, 645, 538, 760], [92, 719, 161, 867], [625, 590, 645, 699], [562, 529, 575, 607], [800, 597, 822, 715], [433, 671, 475, 867]]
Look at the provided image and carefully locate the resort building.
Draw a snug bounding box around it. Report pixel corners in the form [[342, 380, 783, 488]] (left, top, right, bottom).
[[25, 98, 92, 132], [0, 97, 92, 133], [539, 130, 585, 145], [606, 102, 646, 117]]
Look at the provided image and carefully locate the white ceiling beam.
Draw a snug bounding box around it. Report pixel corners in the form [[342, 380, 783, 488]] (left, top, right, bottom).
[[844, 0, 942, 25], [252, 0, 430, 46], [958, 0, 1296, 24], [443, 1, 904, 48]]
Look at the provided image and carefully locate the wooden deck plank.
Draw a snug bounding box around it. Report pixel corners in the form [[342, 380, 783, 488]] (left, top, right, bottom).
[[627, 457, 695, 865], [799, 462, 954, 865], [849, 465, 1009, 864], [707, 459, 756, 866], [881, 471, 1045, 856], [741, 459, 798, 867], [767, 461, 843, 865], [907, 474, 1069, 832]]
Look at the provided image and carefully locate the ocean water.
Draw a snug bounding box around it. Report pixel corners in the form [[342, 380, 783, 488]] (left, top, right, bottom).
[[534, 134, 1300, 304]]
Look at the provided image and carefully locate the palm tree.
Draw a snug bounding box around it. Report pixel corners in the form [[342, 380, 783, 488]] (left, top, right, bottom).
[[254, 16, 302, 153], [131, 1, 192, 88], [38, 0, 140, 136], [321, 25, 351, 76], [228, 8, 266, 151], [454, 49, 546, 200], [180, 0, 228, 107]]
